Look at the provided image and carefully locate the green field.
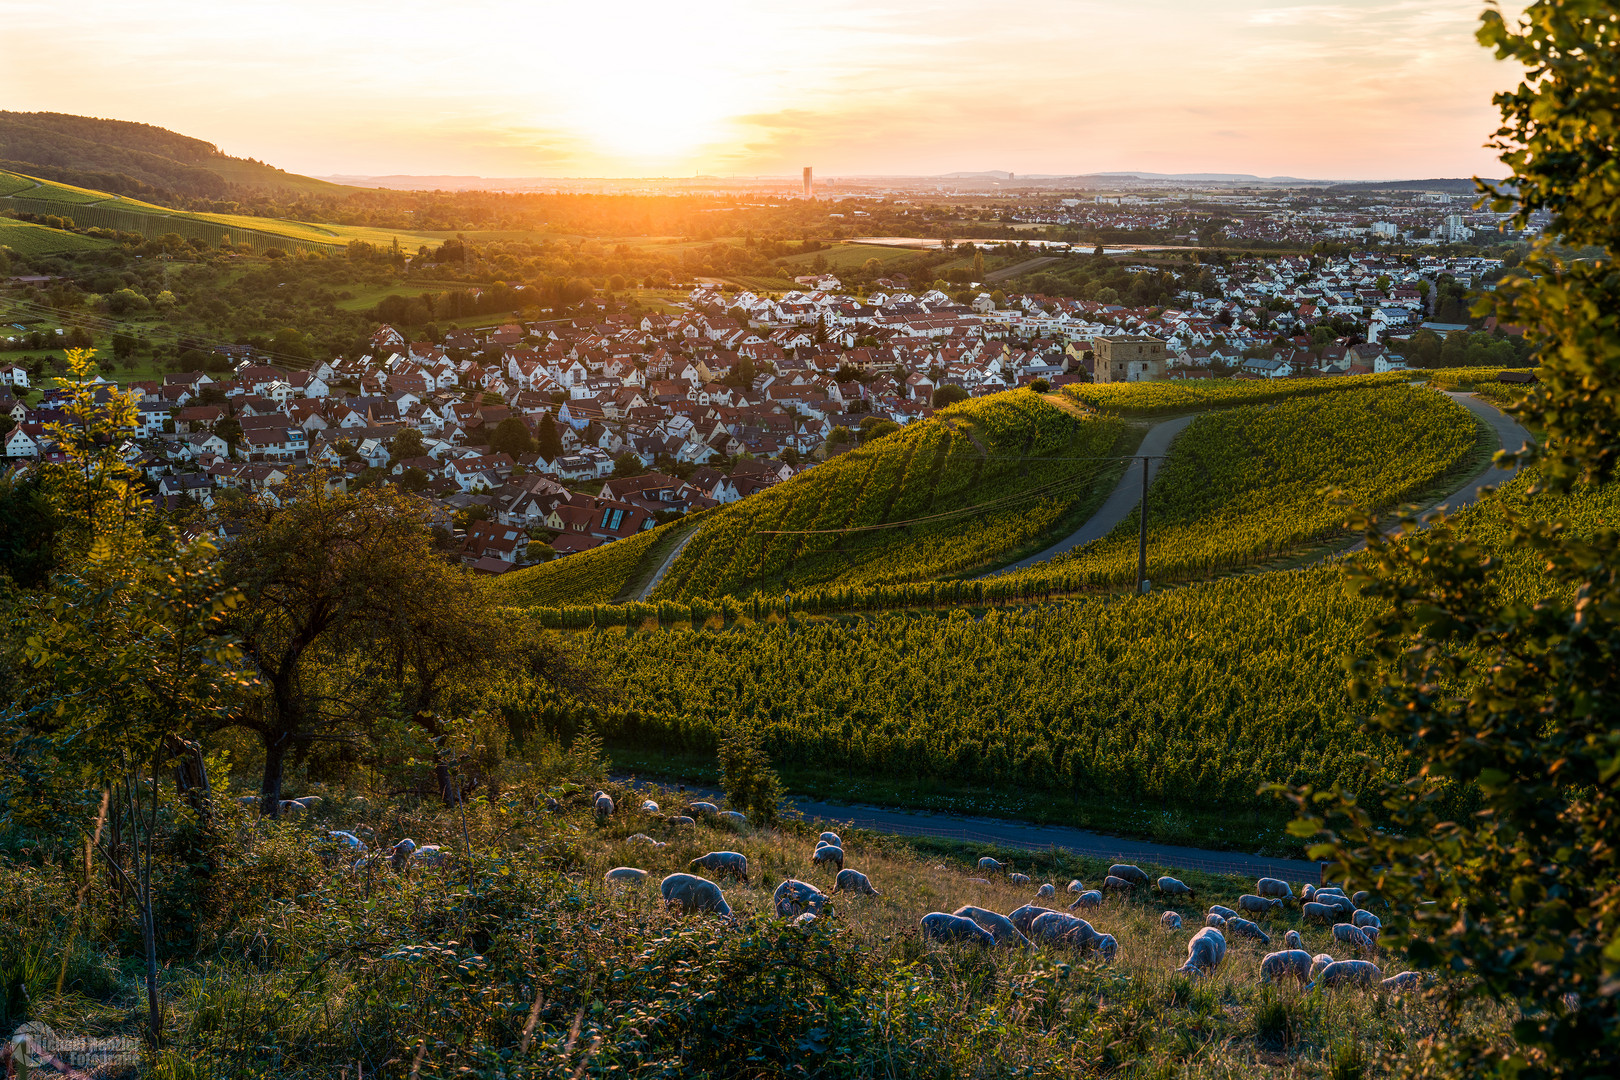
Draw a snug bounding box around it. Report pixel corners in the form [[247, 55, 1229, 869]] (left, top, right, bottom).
[[498, 518, 696, 607], [0, 216, 114, 255], [1063, 372, 1410, 416], [776, 242, 930, 271]]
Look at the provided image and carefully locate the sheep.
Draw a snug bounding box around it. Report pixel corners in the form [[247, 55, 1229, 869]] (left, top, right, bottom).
[[1035, 883, 1056, 899], [278, 800, 305, 817], [661, 873, 732, 917], [1381, 971, 1422, 993], [819, 832, 842, 847], [604, 867, 648, 885], [1067, 880, 1085, 894], [812, 843, 844, 872], [1237, 894, 1282, 916], [1352, 909, 1381, 930], [412, 844, 448, 869], [1310, 954, 1335, 981], [291, 796, 322, 811], [388, 838, 417, 872], [236, 795, 258, 809], [626, 833, 666, 848], [1204, 913, 1227, 928], [1284, 930, 1305, 951], [1008, 873, 1031, 886], [688, 801, 719, 816], [1302, 902, 1337, 925], [1008, 904, 1052, 936], [920, 912, 995, 947], [1301, 884, 1316, 902], [1319, 893, 1355, 917], [1107, 864, 1149, 887], [968, 877, 992, 885], [1069, 890, 1103, 909], [1161, 911, 1183, 930], [834, 869, 880, 897], [324, 830, 365, 853], [1260, 949, 1313, 985], [977, 857, 1004, 875], [1207, 905, 1239, 921], [593, 793, 614, 819], [1308, 959, 1383, 992], [1256, 877, 1294, 900], [670, 815, 696, 827], [793, 912, 819, 930], [1332, 923, 1376, 955], [1095, 935, 1119, 961], [773, 879, 831, 919], [1226, 917, 1271, 945], [689, 851, 749, 883], [640, 799, 660, 813], [952, 905, 1033, 949], [1100, 875, 1135, 894], [719, 810, 749, 828], [1029, 911, 1107, 952], [1156, 876, 1195, 899], [1179, 927, 1227, 975], [1352, 890, 1372, 909]]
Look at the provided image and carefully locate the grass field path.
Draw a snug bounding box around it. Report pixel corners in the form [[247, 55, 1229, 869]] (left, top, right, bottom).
[[635, 526, 701, 601]]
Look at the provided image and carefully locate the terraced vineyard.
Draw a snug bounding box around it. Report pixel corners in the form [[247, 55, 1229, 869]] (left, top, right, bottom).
[[997, 383, 1481, 588], [497, 517, 692, 607], [648, 392, 1133, 599], [0, 216, 113, 255], [1063, 371, 1408, 416]]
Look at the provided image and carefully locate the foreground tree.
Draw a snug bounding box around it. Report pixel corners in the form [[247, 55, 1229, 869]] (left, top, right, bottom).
[[1284, 5, 1620, 1075]]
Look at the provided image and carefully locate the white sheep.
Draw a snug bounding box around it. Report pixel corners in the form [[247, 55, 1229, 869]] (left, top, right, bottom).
[[1308, 958, 1382, 992], [236, 795, 258, 809], [1310, 954, 1335, 981], [1301, 884, 1316, 902], [1226, 917, 1271, 945], [1237, 894, 1282, 916], [1284, 930, 1305, 951], [834, 868, 879, 897], [324, 830, 365, 854], [1029, 911, 1108, 955], [1352, 909, 1381, 930], [920, 912, 995, 947], [773, 879, 831, 919], [689, 851, 749, 883], [977, 857, 1004, 875], [1008, 904, 1052, 936], [660, 872, 732, 917], [1069, 890, 1103, 909], [626, 833, 666, 848], [1260, 949, 1312, 985], [1381, 971, 1422, 993], [1204, 913, 1227, 928], [604, 867, 648, 885], [1302, 901, 1337, 924], [819, 832, 842, 847], [1100, 875, 1134, 893], [951, 905, 1032, 949], [1095, 935, 1118, 961], [1008, 872, 1031, 886], [1256, 877, 1294, 900], [1067, 879, 1085, 894], [1107, 864, 1149, 887], [812, 843, 844, 872], [688, 801, 719, 816], [719, 810, 749, 828], [292, 796, 322, 811], [641, 799, 660, 813], [1352, 890, 1372, 909], [593, 793, 614, 819], [1179, 927, 1227, 975], [1332, 922, 1376, 955], [1207, 904, 1239, 921], [388, 838, 417, 872], [1035, 883, 1056, 899], [670, 815, 696, 827], [1161, 911, 1183, 930], [1156, 876, 1195, 899]]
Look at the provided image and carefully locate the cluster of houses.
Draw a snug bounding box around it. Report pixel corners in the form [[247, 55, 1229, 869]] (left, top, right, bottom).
[[1, 246, 1503, 572]]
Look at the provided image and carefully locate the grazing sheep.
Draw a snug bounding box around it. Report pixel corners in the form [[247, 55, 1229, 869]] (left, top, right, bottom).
[[1156, 876, 1195, 899], [641, 800, 660, 813], [1107, 864, 1149, 887], [1008, 873, 1031, 886], [604, 867, 648, 885], [1035, 883, 1056, 899], [952, 905, 1032, 949], [279, 800, 305, 817], [689, 851, 750, 883], [1179, 927, 1227, 975], [1352, 890, 1371, 909], [411, 845, 447, 869], [773, 879, 831, 919], [593, 793, 614, 819], [661, 873, 732, 917], [236, 795, 257, 809], [1301, 884, 1316, 902], [1226, 917, 1271, 945], [1319, 894, 1355, 917], [1352, 909, 1381, 930], [325, 830, 365, 853], [1095, 935, 1118, 961], [1308, 959, 1383, 992], [1069, 890, 1102, 909], [1260, 950, 1313, 985], [834, 869, 879, 897], [719, 810, 749, 828], [1238, 894, 1282, 916], [1161, 911, 1183, 930], [819, 832, 842, 847], [292, 796, 322, 811], [920, 912, 995, 947], [670, 815, 696, 827], [1256, 877, 1294, 900], [1302, 902, 1337, 925], [627, 833, 666, 848], [1207, 905, 1239, 921], [977, 857, 1004, 875], [388, 838, 417, 871], [1067, 880, 1085, 894], [1284, 930, 1305, 951], [689, 801, 719, 816], [1333, 923, 1376, 955], [1029, 911, 1106, 952], [1310, 954, 1335, 981], [1008, 904, 1052, 936], [1381, 971, 1422, 993], [1205, 913, 1227, 928], [793, 912, 819, 929], [812, 843, 844, 872], [1100, 875, 1135, 894]]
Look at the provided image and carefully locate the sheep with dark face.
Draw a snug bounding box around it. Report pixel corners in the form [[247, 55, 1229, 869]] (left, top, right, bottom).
[[1260, 950, 1312, 985], [774, 879, 831, 919], [593, 792, 614, 819], [661, 873, 732, 917], [834, 869, 879, 897], [1256, 877, 1294, 901], [1069, 890, 1103, 909], [604, 867, 648, 884], [689, 851, 749, 883], [1156, 876, 1195, 899], [1095, 935, 1118, 961], [1008, 905, 1052, 937], [1226, 917, 1271, 945], [812, 843, 844, 872], [1179, 927, 1227, 975], [388, 838, 417, 872], [920, 912, 995, 947], [1352, 890, 1372, 909], [1161, 911, 1183, 930], [952, 906, 1032, 949], [1107, 864, 1149, 887], [1308, 959, 1382, 992]]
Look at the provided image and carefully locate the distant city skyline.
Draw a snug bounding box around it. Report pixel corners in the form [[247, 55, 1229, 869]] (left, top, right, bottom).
[[0, 0, 1524, 181]]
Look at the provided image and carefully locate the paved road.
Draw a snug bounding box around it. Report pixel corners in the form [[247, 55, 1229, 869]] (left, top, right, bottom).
[[617, 777, 1322, 885], [635, 527, 700, 601], [981, 414, 1196, 578]]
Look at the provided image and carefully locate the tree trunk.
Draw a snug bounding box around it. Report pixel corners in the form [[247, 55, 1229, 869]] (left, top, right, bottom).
[[434, 762, 457, 807], [168, 735, 212, 825], [261, 733, 290, 816]]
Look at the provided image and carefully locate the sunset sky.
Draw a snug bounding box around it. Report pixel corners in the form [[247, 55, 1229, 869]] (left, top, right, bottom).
[[1, 0, 1521, 181]]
